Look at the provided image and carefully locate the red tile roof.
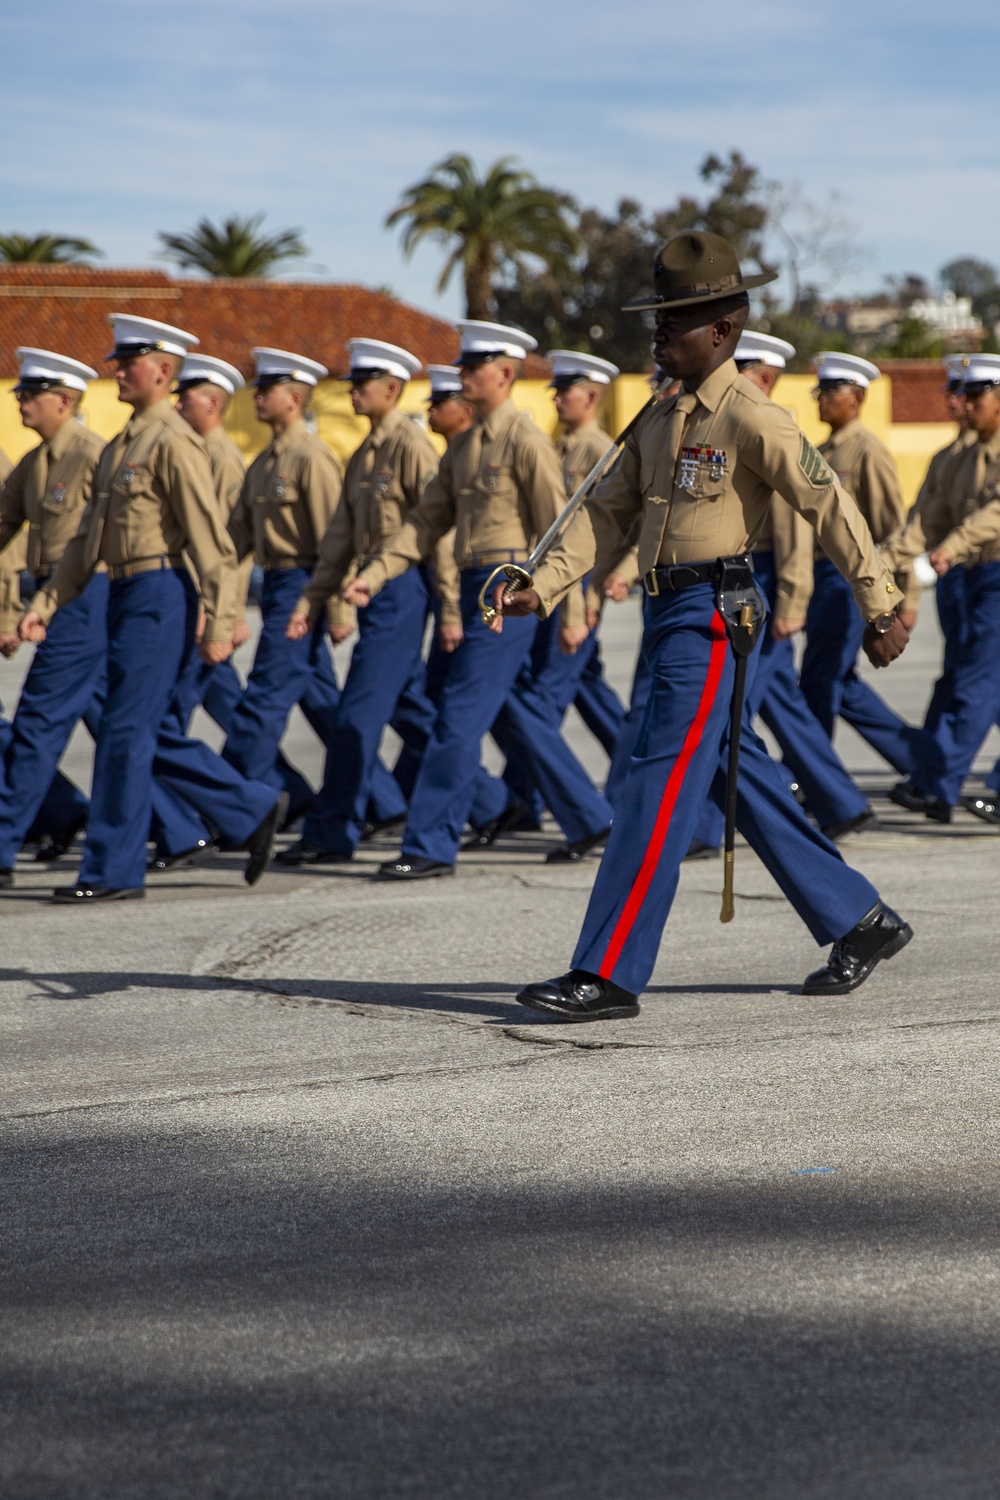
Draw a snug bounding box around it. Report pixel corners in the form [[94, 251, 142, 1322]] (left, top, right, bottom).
[[0, 265, 550, 379]]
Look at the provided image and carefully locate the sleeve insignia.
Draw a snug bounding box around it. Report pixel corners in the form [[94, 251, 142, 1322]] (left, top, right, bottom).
[[798, 435, 835, 487]]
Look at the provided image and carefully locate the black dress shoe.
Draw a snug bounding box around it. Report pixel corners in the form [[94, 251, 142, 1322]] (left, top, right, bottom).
[[34, 814, 87, 862], [822, 808, 879, 842], [888, 780, 927, 812], [275, 839, 352, 866], [925, 798, 951, 824], [0, 866, 13, 889], [544, 826, 611, 864], [962, 793, 1000, 826], [243, 791, 289, 886], [461, 799, 532, 850], [684, 839, 721, 861], [359, 813, 406, 842], [376, 857, 454, 880], [802, 901, 913, 996], [789, 780, 807, 806], [147, 838, 218, 873], [51, 886, 145, 904], [516, 969, 640, 1022]]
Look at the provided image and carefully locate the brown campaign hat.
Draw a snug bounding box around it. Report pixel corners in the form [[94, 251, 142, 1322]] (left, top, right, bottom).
[[622, 230, 778, 313]]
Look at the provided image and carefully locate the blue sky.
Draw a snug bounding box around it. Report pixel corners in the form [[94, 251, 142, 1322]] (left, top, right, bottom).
[[4, 0, 999, 320]]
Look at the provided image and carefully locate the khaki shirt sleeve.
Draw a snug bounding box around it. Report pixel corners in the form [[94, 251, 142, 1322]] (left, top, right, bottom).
[[302, 447, 344, 552], [0, 527, 27, 634], [531, 440, 640, 617], [751, 412, 900, 620], [0, 459, 28, 557], [859, 443, 906, 544], [769, 497, 814, 621], [162, 438, 240, 642], [939, 493, 1000, 563], [433, 532, 462, 626], [227, 476, 256, 563], [358, 454, 457, 597], [296, 491, 355, 619], [30, 482, 102, 624], [511, 433, 586, 630]]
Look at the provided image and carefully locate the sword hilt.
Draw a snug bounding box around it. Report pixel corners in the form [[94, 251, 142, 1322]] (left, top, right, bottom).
[[477, 563, 533, 625]]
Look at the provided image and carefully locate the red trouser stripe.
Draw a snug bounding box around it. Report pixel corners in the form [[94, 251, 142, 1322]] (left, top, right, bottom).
[[598, 611, 730, 980]]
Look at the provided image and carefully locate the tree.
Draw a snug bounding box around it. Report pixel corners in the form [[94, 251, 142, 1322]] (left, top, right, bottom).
[[494, 152, 778, 371], [940, 257, 998, 303], [873, 316, 944, 360], [157, 213, 308, 277], [0, 233, 102, 264], [386, 154, 578, 320]]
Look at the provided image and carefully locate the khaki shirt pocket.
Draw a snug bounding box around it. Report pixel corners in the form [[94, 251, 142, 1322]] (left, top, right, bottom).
[[110, 464, 161, 557]]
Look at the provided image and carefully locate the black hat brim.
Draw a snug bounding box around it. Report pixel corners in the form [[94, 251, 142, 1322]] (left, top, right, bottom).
[[622, 268, 778, 314]]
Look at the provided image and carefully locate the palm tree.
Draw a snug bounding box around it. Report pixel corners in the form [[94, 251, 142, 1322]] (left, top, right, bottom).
[[0, 233, 102, 264], [157, 213, 308, 277], [386, 154, 578, 320]]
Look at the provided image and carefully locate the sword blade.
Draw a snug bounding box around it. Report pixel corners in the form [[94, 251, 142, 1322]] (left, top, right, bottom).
[[525, 377, 672, 574]]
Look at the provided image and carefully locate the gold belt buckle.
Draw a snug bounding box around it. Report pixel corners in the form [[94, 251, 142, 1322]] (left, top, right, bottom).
[[646, 568, 660, 597]]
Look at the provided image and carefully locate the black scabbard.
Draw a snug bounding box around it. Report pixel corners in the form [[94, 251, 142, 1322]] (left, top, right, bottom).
[[715, 556, 767, 924]]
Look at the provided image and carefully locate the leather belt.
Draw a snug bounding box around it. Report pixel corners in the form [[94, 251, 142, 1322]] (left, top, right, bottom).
[[33, 567, 52, 584], [643, 560, 718, 596], [463, 549, 529, 569], [106, 555, 183, 582], [266, 557, 316, 572]]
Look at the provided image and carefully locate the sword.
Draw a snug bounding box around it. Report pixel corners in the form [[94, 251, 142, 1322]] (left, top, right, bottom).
[[477, 377, 672, 624]]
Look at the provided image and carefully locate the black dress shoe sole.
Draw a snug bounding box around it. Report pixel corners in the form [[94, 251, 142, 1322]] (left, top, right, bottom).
[[274, 848, 352, 865], [51, 887, 145, 904], [376, 863, 454, 881], [244, 792, 289, 886], [544, 828, 611, 864], [887, 785, 927, 812], [359, 815, 406, 843], [963, 796, 1000, 826], [822, 811, 880, 842], [147, 842, 218, 873], [515, 989, 640, 1022], [802, 922, 914, 996]]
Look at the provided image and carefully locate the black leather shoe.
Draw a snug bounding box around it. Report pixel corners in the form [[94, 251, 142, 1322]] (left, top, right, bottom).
[[802, 901, 913, 996], [462, 799, 532, 850], [0, 866, 13, 889], [516, 969, 640, 1022], [925, 798, 951, 824], [51, 886, 145, 904], [275, 839, 352, 866], [544, 827, 610, 864], [243, 791, 289, 886], [888, 780, 927, 813], [789, 780, 807, 806], [962, 793, 1000, 826], [359, 813, 406, 842], [376, 857, 454, 880], [34, 814, 87, 862], [684, 839, 720, 860], [823, 808, 879, 842], [147, 838, 218, 873]]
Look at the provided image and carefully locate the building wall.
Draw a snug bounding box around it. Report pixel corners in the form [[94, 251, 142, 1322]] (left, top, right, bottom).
[[0, 373, 953, 510]]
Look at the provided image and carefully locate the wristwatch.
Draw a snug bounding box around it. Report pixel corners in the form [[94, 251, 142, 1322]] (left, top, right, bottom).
[[869, 610, 898, 635]]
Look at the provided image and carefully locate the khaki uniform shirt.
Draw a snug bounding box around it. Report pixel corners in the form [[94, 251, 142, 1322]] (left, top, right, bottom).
[[296, 406, 459, 625], [819, 417, 911, 606], [557, 422, 613, 495], [0, 421, 105, 631], [30, 398, 240, 643], [881, 429, 976, 572], [754, 497, 815, 621], [933, 426, 1000, 565], [528, 359, 900, 623], [200, 422, 253, 623], [0, 448, 11, 485], [228, 420, 343, 570], [359, 397, 582, 625]]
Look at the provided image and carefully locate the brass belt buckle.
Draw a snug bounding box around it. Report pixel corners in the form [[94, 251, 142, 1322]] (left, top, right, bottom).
[[645, 568, 660, 597]]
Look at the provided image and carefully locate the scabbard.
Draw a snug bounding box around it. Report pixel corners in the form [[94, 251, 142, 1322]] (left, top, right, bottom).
[[720, 648, 749, 924]]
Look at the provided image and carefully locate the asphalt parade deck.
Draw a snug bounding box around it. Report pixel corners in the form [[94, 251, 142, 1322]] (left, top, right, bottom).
[[1, 599, 998, 1499]]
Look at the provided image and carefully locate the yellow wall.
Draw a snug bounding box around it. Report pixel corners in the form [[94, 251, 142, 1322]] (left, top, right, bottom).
[[0, 374, 954, 507]]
